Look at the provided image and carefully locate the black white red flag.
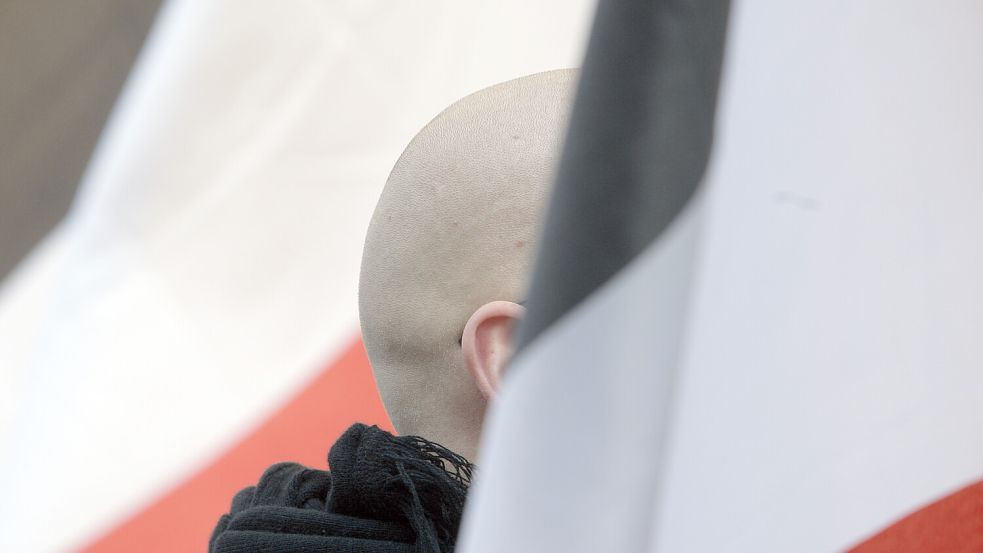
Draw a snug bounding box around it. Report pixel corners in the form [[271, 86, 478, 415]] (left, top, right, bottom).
[[459, 0, 983, 551]]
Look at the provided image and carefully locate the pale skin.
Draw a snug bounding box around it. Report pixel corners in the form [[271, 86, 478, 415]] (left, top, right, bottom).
[[358, 69, 576, 462], [461, 300, 527, 402]]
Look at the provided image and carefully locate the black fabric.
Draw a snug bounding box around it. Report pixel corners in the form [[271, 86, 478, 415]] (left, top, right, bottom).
[[210, 424, 474, 553], [515, 0, 731, 351]]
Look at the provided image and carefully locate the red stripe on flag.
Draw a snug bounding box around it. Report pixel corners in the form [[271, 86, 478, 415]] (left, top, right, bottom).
[[849, 479, 983, 552], [78, 336, 393, 553]]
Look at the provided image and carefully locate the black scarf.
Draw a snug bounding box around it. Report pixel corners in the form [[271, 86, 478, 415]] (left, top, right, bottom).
[[209, 424, 475, 553]]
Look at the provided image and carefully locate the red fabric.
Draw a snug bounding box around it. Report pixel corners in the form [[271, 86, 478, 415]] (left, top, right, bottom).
[[78, 336, 392, 553], [849, 479, 983, 553]]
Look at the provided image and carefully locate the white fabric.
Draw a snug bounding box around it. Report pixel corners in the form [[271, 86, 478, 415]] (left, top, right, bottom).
[[459, 200, 703, 553], [462, 1, 983, 552], [656, 2, 983, 550], [0, 1, 594, 551]]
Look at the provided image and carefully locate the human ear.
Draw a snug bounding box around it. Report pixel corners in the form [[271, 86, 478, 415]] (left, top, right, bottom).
[[461, 301, 525, 401]]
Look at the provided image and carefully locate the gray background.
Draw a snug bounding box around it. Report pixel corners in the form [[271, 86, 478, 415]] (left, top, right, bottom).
[[0, 0, 161, 281]]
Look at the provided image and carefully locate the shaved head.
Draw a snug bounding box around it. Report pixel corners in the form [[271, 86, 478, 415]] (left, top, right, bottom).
[[358, 69, 577, 460]]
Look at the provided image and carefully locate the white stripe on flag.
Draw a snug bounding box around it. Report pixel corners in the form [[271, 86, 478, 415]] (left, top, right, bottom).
[[651, 1, 983, 550]]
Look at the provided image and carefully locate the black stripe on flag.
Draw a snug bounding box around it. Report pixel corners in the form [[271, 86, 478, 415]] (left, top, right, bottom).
[[516, 0, 731, 352]]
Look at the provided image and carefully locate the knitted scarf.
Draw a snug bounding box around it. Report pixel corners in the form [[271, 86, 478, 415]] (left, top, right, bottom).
[[209, 424, 475, 553]]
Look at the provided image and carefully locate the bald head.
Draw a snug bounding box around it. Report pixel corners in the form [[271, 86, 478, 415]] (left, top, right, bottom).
[[358, 69, 576, 460]]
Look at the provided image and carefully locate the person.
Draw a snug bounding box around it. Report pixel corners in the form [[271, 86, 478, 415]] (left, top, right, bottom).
[[209, 69, 577, 553]]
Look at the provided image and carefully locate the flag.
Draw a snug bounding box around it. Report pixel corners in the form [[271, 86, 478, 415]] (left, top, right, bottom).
[[0, 1, 595, 551], [460, 0, 983, 552], [459, 0, 729, 551]]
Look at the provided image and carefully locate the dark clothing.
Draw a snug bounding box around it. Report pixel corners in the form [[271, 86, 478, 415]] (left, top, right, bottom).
[[210, 424, 474, 553]]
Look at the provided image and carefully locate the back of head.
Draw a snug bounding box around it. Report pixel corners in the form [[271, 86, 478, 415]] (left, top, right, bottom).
[[358, 69, 577, 461]]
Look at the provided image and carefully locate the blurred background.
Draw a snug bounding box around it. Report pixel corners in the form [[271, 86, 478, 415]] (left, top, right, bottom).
[[0, 1, 593, 551], [0, 0, 161, 280]]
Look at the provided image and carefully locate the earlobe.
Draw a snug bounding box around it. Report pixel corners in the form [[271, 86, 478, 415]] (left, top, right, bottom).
[[461, 301, 525, 401]]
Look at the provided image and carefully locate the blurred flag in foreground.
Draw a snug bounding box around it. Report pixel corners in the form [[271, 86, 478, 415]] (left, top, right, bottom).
[[460, 0, 983, 552]]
